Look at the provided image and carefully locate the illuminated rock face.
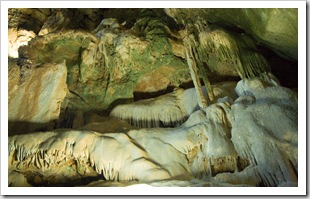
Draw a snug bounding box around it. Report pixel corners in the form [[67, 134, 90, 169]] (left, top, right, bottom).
[[9, 8, 297, 113], [16, 15, 192, 114], [7, 8, 298, 187], [8, 77, 297, 187], [8, 61, 68, 134], [8, 28, 36, 58]]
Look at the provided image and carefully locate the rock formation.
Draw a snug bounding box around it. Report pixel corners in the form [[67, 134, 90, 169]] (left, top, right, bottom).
[[7, 8, 298, 188], [8, 75, 297, 187], [8, 60, 68, 134]]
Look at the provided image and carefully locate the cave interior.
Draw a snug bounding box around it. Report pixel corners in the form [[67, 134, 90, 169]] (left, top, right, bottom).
[[6, 8, 299, 188]]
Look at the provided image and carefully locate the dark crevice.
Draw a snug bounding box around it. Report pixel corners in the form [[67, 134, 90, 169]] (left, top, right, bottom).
[[208, 21, 246, 34], [9, 121, 57, 135], [29, 174, 104, 187], [237, 156, 250, 172], [256, 44, 298, 88], [133, 86, 176, 101], [288, 158, 298, 179]]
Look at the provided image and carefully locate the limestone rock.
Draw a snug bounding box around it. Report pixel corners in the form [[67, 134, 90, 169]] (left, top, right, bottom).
[[8, 59, 21, 102], [165, 8, 298, 60], [19, 29, 98, 67], [230, 76, 298, 186], [8, 77, 298, 186], [74, 8, 106, 30], [7, 118, 239, 184], [9, 8, 105, 34], [134, 66, 190, 93], [93, 17, 190, 110], [9, 8, 52, 34], [19, 16, 191, 113], [18, 29, 102, 111], [38, 10, 71, 36], [5, 8, 299, 188], [234, 72, 281, 96], [9, 170, 32, 187], [111, 82, 238, 128], [8, 61, 68, 134], [197, 26, 270, 79], [38, 9, 105, 36], [8, 28, 36, 58], [168, 38, 186, 59], [110, 88, 189, 128]]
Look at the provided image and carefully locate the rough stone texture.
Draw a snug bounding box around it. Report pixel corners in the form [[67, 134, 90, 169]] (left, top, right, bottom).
[[134, 66, 190, 93], [38, 10, 71, 36], [6, 8, 298, 188], [110, 88, 189, 128], [95, 16, 190, 110], [19, 30, 97, 67], [38, 8, 106, 36], [8, 28, 36, 58], [9, 8, 52, 34], [165, 8, 298, 60], [9, 170, 32, 187], [10, 8, 297, 116], [8, 77, 297, 187], [9, 8, 105, 34], [8, 59, 21, 103], [169, 38, 186, 59], [19, 16, 191, 113], [8, 61, 68, 135]]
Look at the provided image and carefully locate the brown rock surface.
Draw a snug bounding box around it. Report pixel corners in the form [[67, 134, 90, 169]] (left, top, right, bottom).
[[135, 66, 190, 93], [8, 61, 68, 134]]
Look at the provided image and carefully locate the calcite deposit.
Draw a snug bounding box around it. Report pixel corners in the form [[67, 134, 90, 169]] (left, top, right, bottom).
[[6, 8, 299, 189]]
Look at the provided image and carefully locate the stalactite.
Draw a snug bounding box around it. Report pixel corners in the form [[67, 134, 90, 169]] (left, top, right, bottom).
[[194, 20, 215, 102], [183, 22, 215, 107], [198, 26, 270, 80], [186, 46, 208, 109], [194, 46, 215, 102]]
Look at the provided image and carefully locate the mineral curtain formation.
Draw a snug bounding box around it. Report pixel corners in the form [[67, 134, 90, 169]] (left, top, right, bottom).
[[8, 8, 298, 187]]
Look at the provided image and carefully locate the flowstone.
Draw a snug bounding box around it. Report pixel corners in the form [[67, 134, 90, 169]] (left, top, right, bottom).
[[8, 77, 297, 187], [6, 8, 298, 188]]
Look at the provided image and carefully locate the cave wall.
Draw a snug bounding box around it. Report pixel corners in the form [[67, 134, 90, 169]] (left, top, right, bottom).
[[6, 7, 300, 188], [7, 7, 298, 150], [8, 8, 298, 134]]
